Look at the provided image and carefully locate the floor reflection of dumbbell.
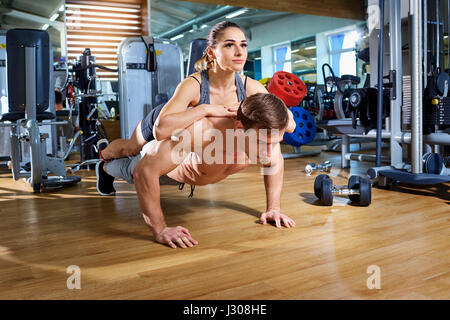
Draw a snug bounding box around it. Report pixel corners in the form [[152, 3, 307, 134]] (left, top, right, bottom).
[[314, 174, 372, 206], [305, 160, 332, 176]]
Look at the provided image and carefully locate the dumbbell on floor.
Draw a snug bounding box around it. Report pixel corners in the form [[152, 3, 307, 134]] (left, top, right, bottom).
[[314, 174, 372, 206], [305, 160, 332, 176]]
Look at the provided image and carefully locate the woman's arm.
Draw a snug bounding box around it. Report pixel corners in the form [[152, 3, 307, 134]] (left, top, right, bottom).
[[153, 77, 236, 141], [245, 77, 296, 133]]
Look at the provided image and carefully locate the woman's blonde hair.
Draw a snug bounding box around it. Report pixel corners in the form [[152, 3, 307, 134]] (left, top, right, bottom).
[[194, 21, 244, 72]]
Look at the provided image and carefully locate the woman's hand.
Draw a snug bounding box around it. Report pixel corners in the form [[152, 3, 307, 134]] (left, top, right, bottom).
[[202, 104, 238, 118], [225, 102, 240, 113]]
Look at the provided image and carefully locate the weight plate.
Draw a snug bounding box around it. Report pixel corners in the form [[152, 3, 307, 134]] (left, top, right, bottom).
[[267, 71, 307, 107], [283, 106, 316, 146], [358, 178, 372, 206], [436, 72, 450, 96], [348, 175, 361, 203], [314, 174, 330, 199], [320, 178, 333, 206], [423, 153, 444, 175]]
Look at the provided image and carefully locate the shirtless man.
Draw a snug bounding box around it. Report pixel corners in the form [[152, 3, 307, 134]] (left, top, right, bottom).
[[96, 93, 296, 248]]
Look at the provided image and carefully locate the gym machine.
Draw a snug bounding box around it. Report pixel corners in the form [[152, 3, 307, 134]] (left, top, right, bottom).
[[315, 0, 450, 190], [368, 0, 450, 187], [0, 29, 80, 192], [316, 62, 390, 155], [118, 36, 184, 140], [321, 63, 361, 120], [68, 48, 117, 169]]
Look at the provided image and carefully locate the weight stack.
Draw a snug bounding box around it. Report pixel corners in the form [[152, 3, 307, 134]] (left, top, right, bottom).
[[402, 75, 412, 126], [423, 97, 450, 125]]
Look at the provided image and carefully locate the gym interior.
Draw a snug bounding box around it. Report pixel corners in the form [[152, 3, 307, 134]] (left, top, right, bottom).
[[0, 0, 448, 301]]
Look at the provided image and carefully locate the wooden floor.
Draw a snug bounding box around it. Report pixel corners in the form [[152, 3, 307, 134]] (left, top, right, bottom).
[[0, 146, 449, 300]]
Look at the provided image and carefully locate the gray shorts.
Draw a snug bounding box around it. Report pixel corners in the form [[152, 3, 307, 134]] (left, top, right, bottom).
[[104, 140, 155, 184], [104, 140, 180, 186]]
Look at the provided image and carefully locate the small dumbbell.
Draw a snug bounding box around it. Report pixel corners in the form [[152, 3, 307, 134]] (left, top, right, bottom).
[[305, 160, 332, 176], [314, 174, 372, 206]]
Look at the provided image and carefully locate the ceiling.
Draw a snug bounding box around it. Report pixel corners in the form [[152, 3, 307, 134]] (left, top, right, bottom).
[[0, 0, 64, 53], [0, 0, 298, 57], [150, 0, 292, 56]]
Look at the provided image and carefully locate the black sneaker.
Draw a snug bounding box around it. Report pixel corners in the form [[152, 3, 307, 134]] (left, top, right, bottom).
[[95, 161, 116, 196]]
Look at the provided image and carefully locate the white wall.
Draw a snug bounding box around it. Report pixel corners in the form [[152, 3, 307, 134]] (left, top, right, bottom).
[[315, 32, 329, 84], [261, 45, 273, 78]]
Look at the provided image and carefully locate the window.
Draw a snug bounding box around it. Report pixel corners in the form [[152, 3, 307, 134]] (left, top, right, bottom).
[[65, 1, 142, 81], [291, 37, 316, 82], [328, 30, 361, 77], [272, 43, 291, 73]]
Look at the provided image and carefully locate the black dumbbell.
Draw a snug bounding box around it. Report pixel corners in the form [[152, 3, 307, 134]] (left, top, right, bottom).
[[314, 174, 372, 206]]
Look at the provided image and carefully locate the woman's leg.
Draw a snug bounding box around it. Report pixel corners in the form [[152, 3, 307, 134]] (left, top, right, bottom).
[[101, 120, 148, 160]]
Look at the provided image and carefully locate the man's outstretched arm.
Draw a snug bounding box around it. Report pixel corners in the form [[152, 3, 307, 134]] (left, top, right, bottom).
[[261, 143, 296, 228], [133, 139, 196, 248], [133, 119, 213, 248]]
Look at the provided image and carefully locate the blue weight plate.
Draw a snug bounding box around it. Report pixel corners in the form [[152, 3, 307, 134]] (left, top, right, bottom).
[[283, 107, 316, 146]]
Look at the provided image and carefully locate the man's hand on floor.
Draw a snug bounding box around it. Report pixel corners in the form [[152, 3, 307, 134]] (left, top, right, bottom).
[[260, 209, 296, 228], [142, 214, 198, 249], [156, 226, 198, 249]]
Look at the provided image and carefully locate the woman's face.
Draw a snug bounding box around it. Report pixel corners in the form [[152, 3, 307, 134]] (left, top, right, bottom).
[[208, 27, 248, 72]]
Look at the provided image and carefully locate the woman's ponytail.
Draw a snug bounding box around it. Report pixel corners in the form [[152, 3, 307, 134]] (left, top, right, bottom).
[[194, 51, 214, 71]]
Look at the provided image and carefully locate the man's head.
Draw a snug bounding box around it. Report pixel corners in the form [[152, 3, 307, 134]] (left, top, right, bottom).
[[235, 93, 289, 161], [236, 93, 289, 132]]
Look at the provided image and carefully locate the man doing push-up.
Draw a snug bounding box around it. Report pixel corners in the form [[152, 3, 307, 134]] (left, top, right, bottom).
[[96, 93, 296, 248]]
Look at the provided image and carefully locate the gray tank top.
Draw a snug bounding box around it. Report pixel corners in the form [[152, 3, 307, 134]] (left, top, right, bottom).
[[191, 69, 247, 106], [182, 70, 247, 197]]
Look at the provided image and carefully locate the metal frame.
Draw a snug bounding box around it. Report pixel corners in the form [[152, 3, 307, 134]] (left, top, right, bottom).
[[389, 0, 404, 168], [411, 0, 424, 173]]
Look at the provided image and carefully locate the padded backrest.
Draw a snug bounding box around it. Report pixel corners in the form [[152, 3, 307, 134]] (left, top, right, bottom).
[[186, 39, 207, 77], [6, 29, 50, 113]]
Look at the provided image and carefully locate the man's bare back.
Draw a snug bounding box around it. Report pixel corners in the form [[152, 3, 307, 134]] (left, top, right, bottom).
[[159, 117, 251, 185]]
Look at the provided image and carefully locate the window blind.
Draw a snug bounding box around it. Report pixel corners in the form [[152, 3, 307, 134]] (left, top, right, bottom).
[[65, 0, 142, 80]]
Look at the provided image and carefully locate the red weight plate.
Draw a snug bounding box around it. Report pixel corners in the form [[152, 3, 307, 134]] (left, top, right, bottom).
[[267, 71, 308, 107]]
